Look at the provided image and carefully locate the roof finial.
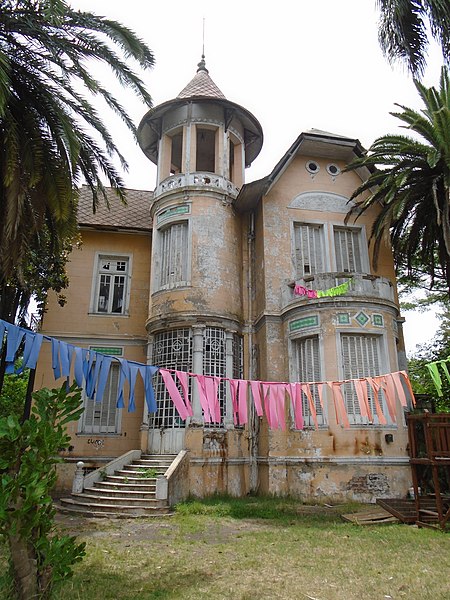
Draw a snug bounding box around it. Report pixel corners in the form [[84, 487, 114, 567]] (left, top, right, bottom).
[[202, 17, 205, 56], [197, 18, 208, 73]]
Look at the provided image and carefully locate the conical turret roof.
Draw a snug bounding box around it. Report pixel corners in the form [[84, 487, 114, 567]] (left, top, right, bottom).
[[177, 55, 226, 99], [138, 57, 263, 168]]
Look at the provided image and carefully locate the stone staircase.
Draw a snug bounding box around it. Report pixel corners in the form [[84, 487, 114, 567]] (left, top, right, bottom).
[[58, 454, 177, 518]]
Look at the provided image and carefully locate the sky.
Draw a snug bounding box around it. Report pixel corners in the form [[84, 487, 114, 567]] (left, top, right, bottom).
[[68, 0, 444, 353]]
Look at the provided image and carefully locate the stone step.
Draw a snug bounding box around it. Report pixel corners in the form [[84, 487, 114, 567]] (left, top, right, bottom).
[[56, 500, 172, 519], [60, 497, 170, 516], [94, 480, 156, 492], [131, 461, 171, 468], [56, 453, 179, 519], [141, 454, 177, 460], [106, 474, 158, 483], [113, 470, 159, 480], [71, 492, 163, 507], [85, 486, 157, 500], [124, 466, 167, 474]]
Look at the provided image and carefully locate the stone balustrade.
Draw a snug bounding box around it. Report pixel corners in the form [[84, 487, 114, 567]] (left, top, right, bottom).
[[155, 172, 239, 199], [281, 273, 396, 308]]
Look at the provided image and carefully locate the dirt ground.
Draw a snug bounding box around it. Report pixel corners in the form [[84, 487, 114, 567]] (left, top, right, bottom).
[[54, 502, 345, 542]]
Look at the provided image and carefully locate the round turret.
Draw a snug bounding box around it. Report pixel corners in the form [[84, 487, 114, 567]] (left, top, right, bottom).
[[138, 57, 263, 196]]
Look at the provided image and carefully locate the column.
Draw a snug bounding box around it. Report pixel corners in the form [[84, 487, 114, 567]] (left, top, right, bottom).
[[140, 335, 154, 452], [191, 324, 205, 424], [224, 330, 235, 428]]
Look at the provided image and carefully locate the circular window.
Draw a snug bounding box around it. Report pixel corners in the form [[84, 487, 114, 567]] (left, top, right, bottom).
[[326, 163, 340, 176], [306, 160, 320, 174]]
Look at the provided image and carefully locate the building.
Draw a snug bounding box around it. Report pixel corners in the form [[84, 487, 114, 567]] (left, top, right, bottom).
[[37, 58, 412, 502]]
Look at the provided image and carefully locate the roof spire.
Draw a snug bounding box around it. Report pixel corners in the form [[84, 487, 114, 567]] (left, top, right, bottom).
[[197, 18, 208, 73]]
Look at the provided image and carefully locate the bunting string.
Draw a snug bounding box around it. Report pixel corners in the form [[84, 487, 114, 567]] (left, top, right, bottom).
[[0, 319, 414, 429], [294, 279, 351, 299]]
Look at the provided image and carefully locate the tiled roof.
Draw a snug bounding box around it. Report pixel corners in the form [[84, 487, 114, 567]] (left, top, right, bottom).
[[77, 186, 153, 231], [177, 57, 226, 99]]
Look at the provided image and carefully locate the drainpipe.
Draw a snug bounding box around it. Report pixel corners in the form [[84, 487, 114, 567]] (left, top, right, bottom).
[[247, 212, 259, 493]]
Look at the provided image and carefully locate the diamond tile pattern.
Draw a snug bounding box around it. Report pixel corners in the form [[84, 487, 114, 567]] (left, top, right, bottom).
[[177, 69, 226, 99], [77, 186, 153, 231], [355, 311, 369, 327]]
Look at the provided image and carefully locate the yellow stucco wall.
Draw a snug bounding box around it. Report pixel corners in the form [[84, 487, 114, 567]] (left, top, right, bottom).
[[35, 228, 151, 462]]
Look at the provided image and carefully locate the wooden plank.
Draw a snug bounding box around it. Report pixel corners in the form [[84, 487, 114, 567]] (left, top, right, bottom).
[[341, 508, 398, 525], [376, 498, 417, 523]]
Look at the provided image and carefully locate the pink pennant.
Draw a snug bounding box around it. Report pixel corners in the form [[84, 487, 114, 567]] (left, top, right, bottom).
[[175, 370, 193, 416], [353, 379, 372, 421], [301, 383, 319, 430], [366, 377, 387, 425], [316, 383, 325, 411], [262, 383, 278, 429], [326, 381, 339, 424], [329, 382, 350, 429], [229, 379, 240, 425], [381, 374, 398, 423], [289, 383, 304, 430], [195, 375, 221, 423], [237, 379, 249, 426], [204, 375, 221, 423], [160, 369, 189, 420], [399, 371, 416, 406], [250, 380, 264, 416], [402, 371, 416, 406], [272, 384, 286, 430], [195, 375, 211, 422]]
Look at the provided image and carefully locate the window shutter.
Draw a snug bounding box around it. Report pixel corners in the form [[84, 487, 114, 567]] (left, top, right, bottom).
[[341, 334, 384, 424], [334, 227, 362, 273], [294, 223, 323, 278], [160, 222, 188, 287], [81, 362, 120, 433], [296, 336, 323, 426]]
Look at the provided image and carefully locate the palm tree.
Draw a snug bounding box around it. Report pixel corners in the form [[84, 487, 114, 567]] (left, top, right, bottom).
[[0, 0, 154, 291], [346, 66, 450, 294], [376, 0, 450, 77]]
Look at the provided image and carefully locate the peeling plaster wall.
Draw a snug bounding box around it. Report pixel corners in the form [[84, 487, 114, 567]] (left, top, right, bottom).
[[266, 460, 411, 503], [151, 193, 243, 324], [186, 428, 251, 497], [35, 229, 151, 464]]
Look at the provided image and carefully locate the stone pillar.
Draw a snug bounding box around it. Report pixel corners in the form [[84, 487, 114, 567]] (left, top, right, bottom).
[[224, 330, 235, 428], [215, 126, 224, 175], [189, 123, 197, 173], [157, 134, 172, 183], [72, 461, 85, 493], [191, 324, 205, 424], [140, 335, 154, 452], [183, 123, 191, 174]]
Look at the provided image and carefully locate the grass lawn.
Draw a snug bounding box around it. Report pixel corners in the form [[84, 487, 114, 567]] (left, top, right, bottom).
[[1, 496, 449, 599]]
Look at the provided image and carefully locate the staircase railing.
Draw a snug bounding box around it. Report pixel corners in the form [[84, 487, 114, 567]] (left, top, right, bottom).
[[156, 450, 189, 506], [72, 450, 142, 493]]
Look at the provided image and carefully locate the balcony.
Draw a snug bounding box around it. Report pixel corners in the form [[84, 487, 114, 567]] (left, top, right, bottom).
[[282, 273, 396, 308], [155, 172, 239, 200]]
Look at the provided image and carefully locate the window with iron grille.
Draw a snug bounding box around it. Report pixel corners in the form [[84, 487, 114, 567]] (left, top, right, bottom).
[[232, 333, 245, 427], [94, 256, 129, 314], [341, 333, 389, 425], [294, 223, 324, 278], [151, 329, 192, 429], [294, 335, 325, 427], [79, 359, 122, 434], [232, 334, 243, 379], [333, 226, 363, 273], [159, 221, 188, 288], [203, 327, 227, 427]]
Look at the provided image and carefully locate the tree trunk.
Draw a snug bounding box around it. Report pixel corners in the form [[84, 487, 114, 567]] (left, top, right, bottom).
[[8, 533, 38, 600]]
